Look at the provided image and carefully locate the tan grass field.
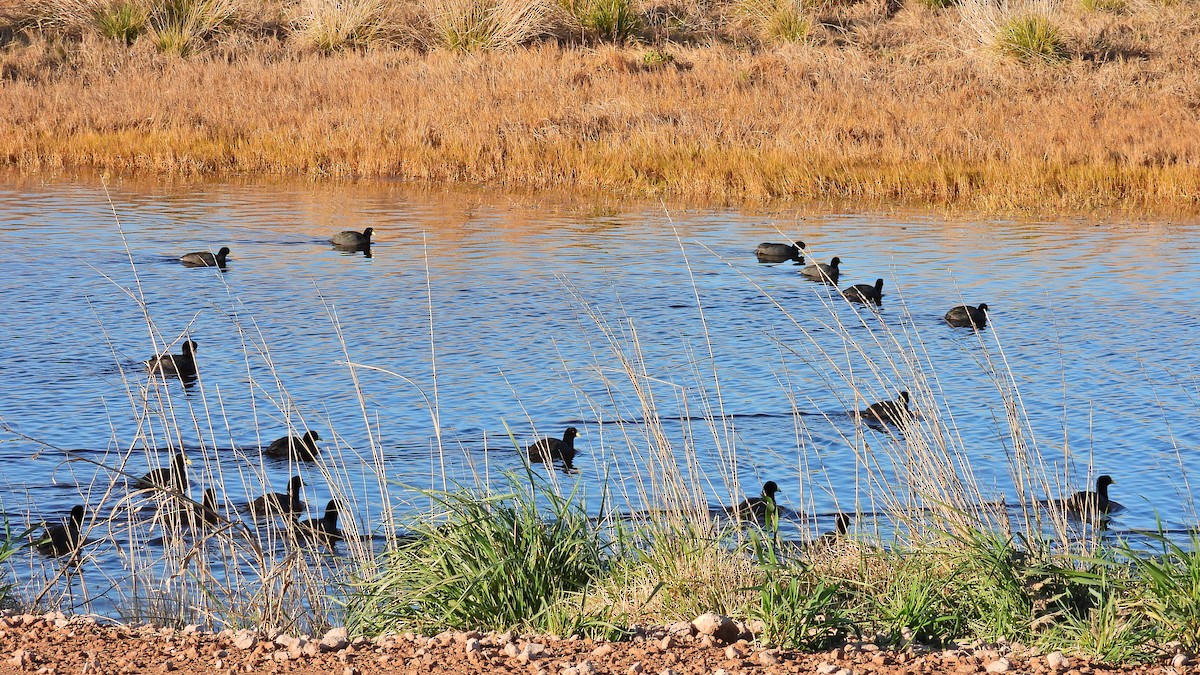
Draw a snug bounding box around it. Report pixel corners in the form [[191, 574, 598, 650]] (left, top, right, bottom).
[[1, 0, 1199, 211]]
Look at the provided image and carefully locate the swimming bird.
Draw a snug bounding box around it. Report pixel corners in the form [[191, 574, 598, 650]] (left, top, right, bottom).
[[165, 488, 220, 528], [147, 340, 198, 380], [180, 247, 230, 268], [35, 505, 84, 557], [136, 453, 190, 494], [755, 241, 805, 263], [330, 228, 373, 248], [730, 481, 781, 522], [294, 499, 343, 545], [265, 430, 321, 462], [944, 303, 989, 329], [1058, 475, 1117, 516], [801, 257, 841, 283], [861, 391, 911, 426], [528, 427, 579, 471], [843, 278, 884, 305], [249, 475, 305, 517]]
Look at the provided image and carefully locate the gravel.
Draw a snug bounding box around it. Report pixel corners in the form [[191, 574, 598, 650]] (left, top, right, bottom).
[[0, 611, 1192, 674]]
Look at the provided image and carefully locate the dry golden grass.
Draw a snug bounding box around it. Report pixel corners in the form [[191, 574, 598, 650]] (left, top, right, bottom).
[[0, 0, 1199, 211]]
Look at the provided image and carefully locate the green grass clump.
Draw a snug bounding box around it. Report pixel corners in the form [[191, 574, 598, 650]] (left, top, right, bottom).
[[640, 47, 673, 68], [1127, 534, 1200, 653], [562, 0, 642, 42], [346, 475, 609, 636], [735, 0, 812, 44], [1079, 0, 1126, 12], [94, 1, 148, 44], [994, 13, 1069, 63]]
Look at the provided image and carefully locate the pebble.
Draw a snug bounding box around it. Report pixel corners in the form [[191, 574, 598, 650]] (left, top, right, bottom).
[[986, 657, 1011, 673], [591, 644, 614, 658], [1173, 654, 1192, 668], [577, 660, 597, 675], [758, 651, 780, 666], [1047, 651, 1069, 669], [723, 645, 743, 660], [464, 638, 481, 654], [231, 631, 256, 651], [321, 627, 349, 651], [628, 662, 643, 674], [691, 613, 739, 644]]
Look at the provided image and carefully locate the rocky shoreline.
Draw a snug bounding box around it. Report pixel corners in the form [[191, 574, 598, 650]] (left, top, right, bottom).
[[0, 611, 1192, 675]]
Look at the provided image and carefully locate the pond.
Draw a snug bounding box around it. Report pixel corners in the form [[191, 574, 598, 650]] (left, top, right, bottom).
[[0, 176, 1197, 620]]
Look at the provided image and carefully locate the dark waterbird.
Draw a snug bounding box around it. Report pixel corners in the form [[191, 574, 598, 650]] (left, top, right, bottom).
[[147, 340, 198, 380], [180, 246, 230, 268], [136, 453, 190, 494], [249, 475, 305, 517], [807, 513, 852, 550], [944, 303, 989, 329], [801, 257, 841, 283], [860, 391, 911, 426], [755, 241, 805, 263], [330, 228, 373, 248], [265, 429, 321, 461], [729, 481, 780, 522], [165, 488, 220, 528], [35, 505, 84, 557], [1056, 475, 1118, 516], [528, 426, 579, 471], [843, 278, 884, 305], [293, 499, 343, 545]]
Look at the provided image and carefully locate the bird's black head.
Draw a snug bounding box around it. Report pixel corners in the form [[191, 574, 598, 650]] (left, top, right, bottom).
[[762, 481, 780, 499], [289, 475, 304, 492], [182, 340, 198, 354], [564, 427, 579, 440], [1097, 475, 1115, 488], [795, 241, 806, 250], [304, 429, 321, 442], [69, 505, 85, 524], [977, 303, 989, 312], [874, 278, 884, 290], [898, 391, 910, 404], [362, 227, 374, 238], [217, 247, 231, 257], [829, 257, 842, 266]]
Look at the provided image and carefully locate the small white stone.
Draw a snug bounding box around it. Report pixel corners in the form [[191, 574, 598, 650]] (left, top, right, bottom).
[[817, 663, 838, 674], [1173, 653, 1193, 668], [321, 627, 349, 651], [232, 631, 257, 650], [590, 644, 614, 658], [758, 651, 780, 666], [504, 643, 521, 657], [1046, 651, 1069, 669], [576, 660, 596, 675], [723, 645, 744, 660], [985, 657, 1010, 673], [627, 662, 643, 675]]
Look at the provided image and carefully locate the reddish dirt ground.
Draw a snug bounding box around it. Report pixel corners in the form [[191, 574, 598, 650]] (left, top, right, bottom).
[[0, 611, 1193, 675]]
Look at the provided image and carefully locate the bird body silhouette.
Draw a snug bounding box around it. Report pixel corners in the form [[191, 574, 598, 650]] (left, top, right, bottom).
[[755, 242, 805, 263], [147, 340, 198, 380], [330, 228, 373, 248], [945, 304, 989, 329], [861, 391, 911, 426], [250, 475, 306, 517], [266, 430, 321, 461], [843, 279, 884, 305], [801, 257, 842, 283], [36, 505, 84, 557], [181, 247, 230, 268], [528, 427, 579, 471]]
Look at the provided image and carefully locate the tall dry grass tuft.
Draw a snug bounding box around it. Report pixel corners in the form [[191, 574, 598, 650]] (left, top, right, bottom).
[[148, 0, 236, 55], [292, 0, 393, 53], [959, 0, 1070, 62], [423, 0, 559, 50]]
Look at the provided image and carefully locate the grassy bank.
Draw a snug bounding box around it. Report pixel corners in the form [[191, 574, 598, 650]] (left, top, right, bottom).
[[2, 0, 1200, 211]]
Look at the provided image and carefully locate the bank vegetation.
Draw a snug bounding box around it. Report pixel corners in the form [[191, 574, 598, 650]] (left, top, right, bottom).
[[1, 0, 1198, 209]]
